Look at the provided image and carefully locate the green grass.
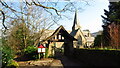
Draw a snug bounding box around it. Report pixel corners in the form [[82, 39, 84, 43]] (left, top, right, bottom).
[[79, 47, 120, 51]]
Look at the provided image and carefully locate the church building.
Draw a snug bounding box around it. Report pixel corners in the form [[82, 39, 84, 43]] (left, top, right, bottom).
[[40, 10, 95, 49], [40, 10, 95, 56], [70, 10, 94, 48]]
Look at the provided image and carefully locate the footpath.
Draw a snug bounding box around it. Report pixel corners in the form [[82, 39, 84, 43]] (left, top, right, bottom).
[[18, 55, 85, 68]]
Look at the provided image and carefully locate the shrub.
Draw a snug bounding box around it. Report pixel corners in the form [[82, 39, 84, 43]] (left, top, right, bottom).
[[7, 60, 19, 68], [24, 46, 38, 60], [2, 45, 15, 67]]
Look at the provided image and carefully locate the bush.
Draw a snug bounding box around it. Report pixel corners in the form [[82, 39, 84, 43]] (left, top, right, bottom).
[[24, 46, 38, 60], [7, 60, 19, 68], [2, 45, 15, 67]]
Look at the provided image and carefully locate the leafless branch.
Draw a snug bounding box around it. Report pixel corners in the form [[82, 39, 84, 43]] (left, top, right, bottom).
[[0, 0, 27, 15], [25, 0, 71, 16], [32, 1, 60, 15], [0, 9, 7, 29]]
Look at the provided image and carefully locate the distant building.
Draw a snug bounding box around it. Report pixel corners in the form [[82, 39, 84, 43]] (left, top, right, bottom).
[[83, 30, 95, 47], [70, 10, 95, 48], [41, 10, 95, 48]]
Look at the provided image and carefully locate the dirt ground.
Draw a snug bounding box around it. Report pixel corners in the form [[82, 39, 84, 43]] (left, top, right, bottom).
[[18, 56, 85, 68], [17, 49, 120, 68], [17, 52, 85, 68]]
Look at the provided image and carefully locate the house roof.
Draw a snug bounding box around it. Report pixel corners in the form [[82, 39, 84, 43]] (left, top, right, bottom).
[[38, 44, 46, 48], [41, 25, 77, 42]]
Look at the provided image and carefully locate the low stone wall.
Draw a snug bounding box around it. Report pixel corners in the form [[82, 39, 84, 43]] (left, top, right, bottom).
[[72, 48, 120, 67]]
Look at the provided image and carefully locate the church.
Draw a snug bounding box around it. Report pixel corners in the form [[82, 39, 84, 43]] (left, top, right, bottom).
[[70, 10, 94, 48], [41, 10, 94, 48], [40, 10, 95, 56]]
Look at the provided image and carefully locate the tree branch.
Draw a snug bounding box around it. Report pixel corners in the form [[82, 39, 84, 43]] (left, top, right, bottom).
[[32, 1, 60, 15], [0, 1, 27, 15], [0, 9, 7, 29]]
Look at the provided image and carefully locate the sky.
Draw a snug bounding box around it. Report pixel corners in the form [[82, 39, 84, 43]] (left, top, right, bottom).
[[56, 0, 109, 33], [0, 0, 109, 33]]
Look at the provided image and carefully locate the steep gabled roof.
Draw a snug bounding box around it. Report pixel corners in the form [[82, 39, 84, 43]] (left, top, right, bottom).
[[41, 25, 77, 42]]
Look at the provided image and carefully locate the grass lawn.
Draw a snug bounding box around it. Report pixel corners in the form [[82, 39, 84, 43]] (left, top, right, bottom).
[[80, 47, 120, 51]]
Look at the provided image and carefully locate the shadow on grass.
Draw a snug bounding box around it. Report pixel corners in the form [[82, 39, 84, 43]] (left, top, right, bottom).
[[73, 48, 120, 67]]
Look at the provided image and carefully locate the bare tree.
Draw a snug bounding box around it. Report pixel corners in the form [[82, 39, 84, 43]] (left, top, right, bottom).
[[0, 0, 93, 48], [0, 0, 92, 30]]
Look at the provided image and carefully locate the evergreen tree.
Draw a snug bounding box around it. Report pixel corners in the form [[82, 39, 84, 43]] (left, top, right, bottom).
[[101, 2, 120, 24], [94, 35, 102, 47], [102, 1, 120, 48]]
